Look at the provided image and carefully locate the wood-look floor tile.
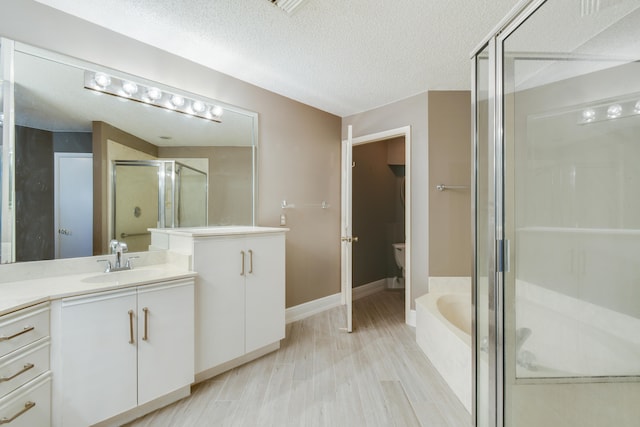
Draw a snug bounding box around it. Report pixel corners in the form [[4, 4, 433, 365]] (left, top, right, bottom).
[[125, 290, 471, 427]]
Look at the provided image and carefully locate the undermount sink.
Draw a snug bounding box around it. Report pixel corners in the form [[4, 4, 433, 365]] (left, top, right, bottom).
[[81, 268, 163, 284]]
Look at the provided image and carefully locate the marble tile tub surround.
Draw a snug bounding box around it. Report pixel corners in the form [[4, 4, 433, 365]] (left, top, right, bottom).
[[0, 250, 193, 315], [416, 286, 472, 413]]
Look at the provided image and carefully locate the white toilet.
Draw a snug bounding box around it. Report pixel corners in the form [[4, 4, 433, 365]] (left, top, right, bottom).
[[391, 243, 405, 289]]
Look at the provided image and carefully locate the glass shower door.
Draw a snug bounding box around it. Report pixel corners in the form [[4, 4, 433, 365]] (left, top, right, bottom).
[[113, 161, 161, 252], [473, 43, 495, 427], [501, 1, 640, 425]]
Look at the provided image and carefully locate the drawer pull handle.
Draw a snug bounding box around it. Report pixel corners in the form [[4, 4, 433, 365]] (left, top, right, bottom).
[[0, 401, 36, 424], [0, 326, 34, 342], [0, 363, 34, 383], [128, 310, 135, 344], [142, 307, 149, 341]]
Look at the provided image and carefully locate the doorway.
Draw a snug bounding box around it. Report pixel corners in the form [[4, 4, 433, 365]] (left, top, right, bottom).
[[54, 152, 93, 259], [341, 126, 412, 329]]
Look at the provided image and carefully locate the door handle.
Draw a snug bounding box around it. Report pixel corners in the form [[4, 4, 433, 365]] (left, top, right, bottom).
[[128, 310, 135, 344], [0, 401, 36, 425], [248, 249, 253, 274], [142, 307, 149, 341], [0, 363, 34, 383], [240, 251, 246, 276], [0, 326, 34, 342]]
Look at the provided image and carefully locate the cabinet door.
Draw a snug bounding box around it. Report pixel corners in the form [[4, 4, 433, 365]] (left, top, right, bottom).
[[61, 289, 137, 427], [193, 237, 245, 372], [245, 234, 286, 353], [137, 280, 194, 405]]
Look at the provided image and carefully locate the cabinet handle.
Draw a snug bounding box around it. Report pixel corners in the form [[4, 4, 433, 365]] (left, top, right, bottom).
[[0, 363, 34, 383], [240, 251, 245, 276], [142, 307, 149, 341], [128, 310, 135, 344], [0, 326, 34, 342], [0, 401, 35, 424], [248, 249, 253, 274]]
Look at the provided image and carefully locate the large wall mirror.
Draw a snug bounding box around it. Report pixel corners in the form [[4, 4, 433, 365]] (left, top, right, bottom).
[[1, 40, 257, 263]]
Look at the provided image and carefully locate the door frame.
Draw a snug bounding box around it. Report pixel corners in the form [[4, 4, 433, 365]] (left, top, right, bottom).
[[341, 125, 412, 325]]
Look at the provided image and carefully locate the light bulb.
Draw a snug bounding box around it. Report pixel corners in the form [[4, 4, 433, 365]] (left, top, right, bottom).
[[122, 81, 138, 96], [634, 100, 640, 114], [192, 100, 206, 114], [145, 87, 162, 102], [607, 104, 622, 119], [581, 109, 596, 122], [170, 94, 185, 108], [211, 105, 224, 118], [94, 72, 111, 89]]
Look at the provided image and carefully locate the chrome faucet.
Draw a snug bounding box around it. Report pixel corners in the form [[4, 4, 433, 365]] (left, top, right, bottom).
[[97, 240, 137, 272]]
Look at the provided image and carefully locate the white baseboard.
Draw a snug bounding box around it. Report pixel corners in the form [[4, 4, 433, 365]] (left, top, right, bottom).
[[353, 278, 387, 300], [286, 279, 401, 324], [285, 292, 342, 324], [406, 309, 416, 327]]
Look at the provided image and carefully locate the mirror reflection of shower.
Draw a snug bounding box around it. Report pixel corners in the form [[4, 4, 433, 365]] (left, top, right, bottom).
[[112, 160, 207, 251]]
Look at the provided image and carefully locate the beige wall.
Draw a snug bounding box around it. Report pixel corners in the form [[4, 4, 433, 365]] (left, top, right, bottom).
[[3, 0, 342, 308], [428, 91, 472, 277]]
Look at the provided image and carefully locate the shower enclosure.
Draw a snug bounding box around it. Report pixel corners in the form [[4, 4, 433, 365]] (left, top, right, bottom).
[[473, 0, 640, 425], [112, 160, 207, 252]]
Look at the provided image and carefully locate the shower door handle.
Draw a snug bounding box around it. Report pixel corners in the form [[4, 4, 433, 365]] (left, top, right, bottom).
[[498, 239, 510, 273]]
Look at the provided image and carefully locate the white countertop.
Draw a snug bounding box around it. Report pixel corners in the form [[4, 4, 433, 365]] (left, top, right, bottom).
[[149, 226, 288, 237], [0, 263, 196, 317]]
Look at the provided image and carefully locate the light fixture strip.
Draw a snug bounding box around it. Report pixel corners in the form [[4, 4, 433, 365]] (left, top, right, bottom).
[[83, 71, 223, 123], [578, 97, 640, 125]]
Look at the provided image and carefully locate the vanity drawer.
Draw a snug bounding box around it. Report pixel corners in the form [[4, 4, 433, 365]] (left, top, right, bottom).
[[0, 339, 50, 397], [0, 304, 49, 358], [0, 373, 51, 427]]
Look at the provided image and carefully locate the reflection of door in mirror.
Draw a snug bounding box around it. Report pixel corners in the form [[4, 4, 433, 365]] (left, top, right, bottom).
[[55, 153, 93, 259]]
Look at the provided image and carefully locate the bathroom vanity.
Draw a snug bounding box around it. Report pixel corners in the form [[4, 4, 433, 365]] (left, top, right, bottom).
[[0, 226, 287, 426], [150, 226, 287, 382]]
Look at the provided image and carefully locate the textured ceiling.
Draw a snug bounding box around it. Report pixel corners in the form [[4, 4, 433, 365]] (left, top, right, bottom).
[[33, 0, 522, 116]]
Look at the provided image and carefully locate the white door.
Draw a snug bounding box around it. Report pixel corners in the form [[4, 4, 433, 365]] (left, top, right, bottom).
[[55, 153, 93, 259], [60, 289, 138, 426], [245, 233, 286, 353], [340, 126, 355, 332], [193, 237, 246, 372], [137, 281, 194, 405]]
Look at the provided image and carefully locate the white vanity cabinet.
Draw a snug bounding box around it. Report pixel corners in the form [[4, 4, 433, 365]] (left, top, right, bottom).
[[150, 227, 286, 380], [193, 233, 285, 374], [0, 303, 51, 427], [54, 279, 194, 427]]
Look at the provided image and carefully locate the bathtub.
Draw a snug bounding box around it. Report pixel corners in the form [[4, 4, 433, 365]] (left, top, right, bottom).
[[416, 291, 472, 413], [416, 282, 640, 414], [515, 280, 640, 378]]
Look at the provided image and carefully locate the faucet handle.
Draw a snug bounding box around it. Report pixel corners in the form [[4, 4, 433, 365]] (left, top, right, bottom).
[[120, 242, 129, 253], [97, 259, 112, 272], [125, 256, 139, 269]]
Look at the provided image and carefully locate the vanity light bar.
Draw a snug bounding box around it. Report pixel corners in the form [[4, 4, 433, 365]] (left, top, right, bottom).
[[578, 98, 640, 125], [83, 71, 223, 123]]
